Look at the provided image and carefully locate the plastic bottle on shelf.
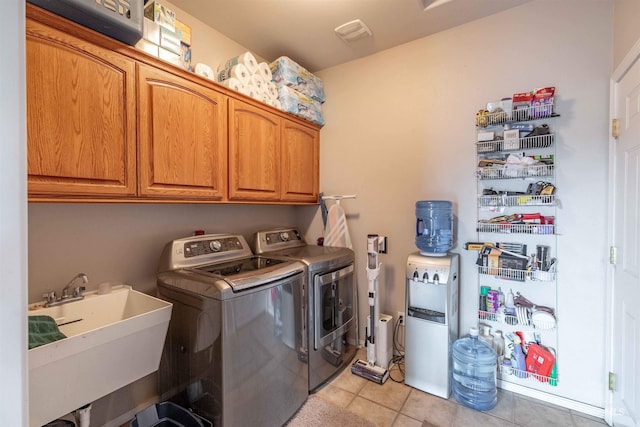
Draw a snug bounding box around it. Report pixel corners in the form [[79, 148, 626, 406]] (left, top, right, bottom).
[[452, 327, 498, 411], [498, 287, 505, 307], [487, 289, 499, 316], [479, 324, 494, 348], [479, 286, 490, 318], [492, 330, 505, 358], [501, 357, 513, 376], [511, 340, 527, 378], [505, 288, 516, 317], [503, 332, 513, 357], [506, 288, 515, 309]]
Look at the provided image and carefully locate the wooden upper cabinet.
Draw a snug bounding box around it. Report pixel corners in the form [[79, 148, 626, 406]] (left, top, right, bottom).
[[26, 17, 136, 197], [281, 120, 319, 203], [137, 64, 228, 200], [26, 4, 320, 204], [228, 99, 281, 201]]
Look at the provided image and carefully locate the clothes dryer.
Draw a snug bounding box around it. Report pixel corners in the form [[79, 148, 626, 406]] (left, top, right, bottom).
[[253, 228, 357, 391]]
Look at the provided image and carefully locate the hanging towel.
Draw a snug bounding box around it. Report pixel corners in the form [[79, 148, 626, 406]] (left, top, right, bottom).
[[28, 315, 66, 349], [323, 202, 353, 249]]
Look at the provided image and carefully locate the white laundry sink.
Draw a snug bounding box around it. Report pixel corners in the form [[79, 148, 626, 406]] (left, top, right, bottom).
[[28, 284, 172, 427]]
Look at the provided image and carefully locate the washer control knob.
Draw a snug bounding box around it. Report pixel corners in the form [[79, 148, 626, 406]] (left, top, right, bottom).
[[422, 272, 429, 282], [413, 270, 419, 279], [209, 240, 222, 252], [279, 232, 290, 242], [433, 273, 440, 284]]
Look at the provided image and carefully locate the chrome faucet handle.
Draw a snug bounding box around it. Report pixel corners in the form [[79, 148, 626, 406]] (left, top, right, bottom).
[[42, 291, 56, 304], [73, 286, 86, 297]]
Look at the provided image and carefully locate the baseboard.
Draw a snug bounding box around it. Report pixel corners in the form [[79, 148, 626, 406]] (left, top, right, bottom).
[[498, 381, 605, 419]]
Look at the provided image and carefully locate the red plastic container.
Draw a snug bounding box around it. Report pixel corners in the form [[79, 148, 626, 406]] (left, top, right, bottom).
[[525, 344, 555, 382]]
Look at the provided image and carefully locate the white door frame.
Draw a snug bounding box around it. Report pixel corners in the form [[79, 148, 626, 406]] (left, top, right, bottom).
[[0, 2, 27, 426], [606, 36, 640, 427]]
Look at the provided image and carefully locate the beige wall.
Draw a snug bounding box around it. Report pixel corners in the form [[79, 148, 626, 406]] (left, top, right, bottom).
[[315, 0, 611, 408], [613, 0, 640, 69], [159, 0, 266, 72]]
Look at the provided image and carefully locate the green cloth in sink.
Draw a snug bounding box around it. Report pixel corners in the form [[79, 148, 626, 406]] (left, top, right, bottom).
[[28, 315, 67, 349]]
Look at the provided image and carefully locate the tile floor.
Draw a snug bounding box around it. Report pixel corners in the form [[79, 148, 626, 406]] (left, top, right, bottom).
[[314, 349, 607, 427]]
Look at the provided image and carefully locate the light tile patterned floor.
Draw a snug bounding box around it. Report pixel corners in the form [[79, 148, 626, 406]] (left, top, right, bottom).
[[315, 350, 607, 427]]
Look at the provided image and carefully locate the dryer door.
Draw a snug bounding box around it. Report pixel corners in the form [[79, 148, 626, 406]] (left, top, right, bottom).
[[313, 264, 355, 350]]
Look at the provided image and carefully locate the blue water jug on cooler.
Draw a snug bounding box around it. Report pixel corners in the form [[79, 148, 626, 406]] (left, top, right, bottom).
[[415, 200, 454, 255], [452, 327, 498, 411]]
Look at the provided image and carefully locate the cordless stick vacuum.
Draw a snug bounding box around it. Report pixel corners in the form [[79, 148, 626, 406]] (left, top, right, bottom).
[[351, 234, 390, 384]]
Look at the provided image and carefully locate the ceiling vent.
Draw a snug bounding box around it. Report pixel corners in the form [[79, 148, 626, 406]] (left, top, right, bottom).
[[334, 19, 372, 42]]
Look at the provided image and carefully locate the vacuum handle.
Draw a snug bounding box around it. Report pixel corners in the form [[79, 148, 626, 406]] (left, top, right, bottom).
[[367, 234, 379, 269], [369, 303, 375, 344]]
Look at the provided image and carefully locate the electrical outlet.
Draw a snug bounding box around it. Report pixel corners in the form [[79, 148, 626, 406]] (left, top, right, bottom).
[[397, 311, 405, 325], [378, 236, 387, 253]]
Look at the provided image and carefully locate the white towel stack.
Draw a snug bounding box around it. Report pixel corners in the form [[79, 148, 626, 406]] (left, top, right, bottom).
[[217, 51, 280, 108]]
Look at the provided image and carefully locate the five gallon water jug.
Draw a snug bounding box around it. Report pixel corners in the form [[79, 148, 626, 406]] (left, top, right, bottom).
[[452, 327, 498, 411], [415, 200, 454, 255]]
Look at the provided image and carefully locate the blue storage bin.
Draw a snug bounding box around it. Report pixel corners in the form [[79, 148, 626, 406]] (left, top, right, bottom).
[[130, 402, 212, 427]]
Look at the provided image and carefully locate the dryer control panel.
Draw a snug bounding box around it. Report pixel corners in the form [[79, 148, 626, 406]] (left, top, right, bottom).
[[253, 228, 305, 253]]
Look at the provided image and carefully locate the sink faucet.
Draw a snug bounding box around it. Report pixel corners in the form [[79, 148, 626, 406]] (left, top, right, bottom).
[[61, 273, 89, 299], [43, 273, 89, 307]]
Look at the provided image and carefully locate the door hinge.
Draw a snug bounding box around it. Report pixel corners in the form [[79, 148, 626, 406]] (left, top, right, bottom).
[[609, 371, 615, 391], [612, 118, 619, 138], [610, 246, 617, 265]]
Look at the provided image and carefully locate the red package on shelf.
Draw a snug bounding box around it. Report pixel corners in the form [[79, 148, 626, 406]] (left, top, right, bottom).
[[533, 87, 555, 101], [512, 92, 534, 120], [531, 87, 555, 118], [512, 92, 534, 104], [525, 344, 555, 381], [519, 213, 543, 223]]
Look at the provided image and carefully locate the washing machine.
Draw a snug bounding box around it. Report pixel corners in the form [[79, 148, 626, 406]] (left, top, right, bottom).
[[253, 228, 358, 392], [156, 233, 308, 427]]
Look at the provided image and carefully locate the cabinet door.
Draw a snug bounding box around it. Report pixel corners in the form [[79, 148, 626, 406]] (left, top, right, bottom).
[[228, 99, 280, 201], [281, 119, 319, 203], [138, 64, 228, 199], [26, 19, 136, 197]]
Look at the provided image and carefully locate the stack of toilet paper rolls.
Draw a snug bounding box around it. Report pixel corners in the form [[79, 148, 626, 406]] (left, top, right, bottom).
[[269, 56, 325, 126], [217, 51, 281, 108]]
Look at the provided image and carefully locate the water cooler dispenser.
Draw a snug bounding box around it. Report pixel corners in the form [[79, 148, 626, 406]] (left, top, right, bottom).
[[404, 200, 459, 398], [405, 253, 459, 398]]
